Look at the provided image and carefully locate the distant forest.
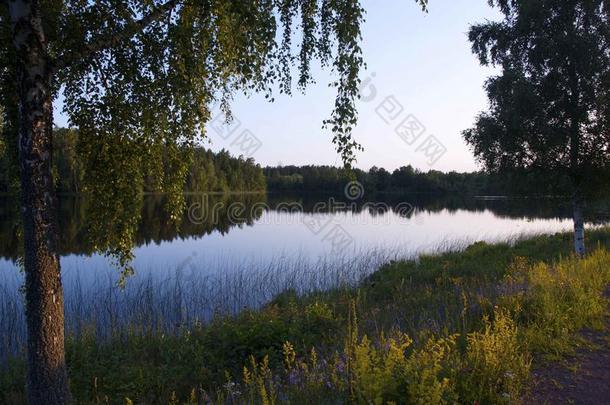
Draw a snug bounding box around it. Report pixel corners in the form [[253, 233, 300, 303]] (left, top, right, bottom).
[[263, 165, 578, 196], [0, 128, 267, 194], [0, 129, 603, 197]]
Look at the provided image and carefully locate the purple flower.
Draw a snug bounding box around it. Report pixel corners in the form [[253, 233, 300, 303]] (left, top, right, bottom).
[[335, 358, 346, 374], [288, 370, 300, 385]]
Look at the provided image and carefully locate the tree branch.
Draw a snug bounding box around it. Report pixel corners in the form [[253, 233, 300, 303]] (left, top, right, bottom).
[[54, 0, 181, 71]]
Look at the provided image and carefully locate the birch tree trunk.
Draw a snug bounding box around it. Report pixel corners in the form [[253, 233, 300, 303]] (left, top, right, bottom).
[[9, 1, 72, 403], [573, 191, 586, 258], [568, 62, 585, 258]]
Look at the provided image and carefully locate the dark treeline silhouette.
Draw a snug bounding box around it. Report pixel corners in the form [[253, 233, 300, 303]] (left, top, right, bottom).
[[263, 164, 582, 196], [3, 129, 603, 198], [0, 128, 266, 194]]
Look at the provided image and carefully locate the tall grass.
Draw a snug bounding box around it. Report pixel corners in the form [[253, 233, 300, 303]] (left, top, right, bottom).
[[0, 247, 404, 363], [0, 230, 569, 363], [0, 228, 609, 404], [176, 242, 610, 405]]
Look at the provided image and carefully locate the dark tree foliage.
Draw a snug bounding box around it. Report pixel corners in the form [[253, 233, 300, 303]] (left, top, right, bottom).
[[463, 0, 610, 255], [183, 149, 267, 193], [264, 164, 577, 196], [0, 128, 266, 194]]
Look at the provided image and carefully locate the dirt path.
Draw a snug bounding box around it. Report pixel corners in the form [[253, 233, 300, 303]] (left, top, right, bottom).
[[524, 288, 610, 405]]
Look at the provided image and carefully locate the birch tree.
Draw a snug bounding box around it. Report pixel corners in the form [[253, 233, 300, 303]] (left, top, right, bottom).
[[464, 0, 610, 256], [1, 0, 430, 403]]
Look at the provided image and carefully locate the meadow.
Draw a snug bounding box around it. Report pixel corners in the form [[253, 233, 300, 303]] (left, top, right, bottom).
[[1, 228, 609, 404]]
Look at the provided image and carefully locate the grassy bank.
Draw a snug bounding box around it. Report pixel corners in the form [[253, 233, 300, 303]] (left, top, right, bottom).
[[1, 228, 610, 404]]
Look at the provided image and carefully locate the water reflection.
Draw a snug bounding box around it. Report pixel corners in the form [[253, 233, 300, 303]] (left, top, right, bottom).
[[0, 193, 608, 261], [0, 193, 267, 260], [1, 193, 608, 361]]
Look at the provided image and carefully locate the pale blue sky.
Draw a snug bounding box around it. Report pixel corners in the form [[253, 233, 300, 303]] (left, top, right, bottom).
[[55, 0, 502, 173]]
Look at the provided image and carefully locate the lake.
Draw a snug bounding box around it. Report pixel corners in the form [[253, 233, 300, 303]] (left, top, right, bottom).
[[0, 193, 608, 359]]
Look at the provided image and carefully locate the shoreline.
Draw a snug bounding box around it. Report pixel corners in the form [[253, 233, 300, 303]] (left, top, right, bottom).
[[1, 228, 609, 403]]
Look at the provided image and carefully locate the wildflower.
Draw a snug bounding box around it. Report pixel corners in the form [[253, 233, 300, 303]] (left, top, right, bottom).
[[335, 358, 345, 374], [288, 369, 299, 386], [283, 341, 296, 371], [224, 380, 241, 397]]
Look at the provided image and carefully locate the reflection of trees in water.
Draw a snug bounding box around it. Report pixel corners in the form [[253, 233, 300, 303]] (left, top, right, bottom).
[[137, 193, 266, 245], [266, 192, 609, 222], [0, 194, 266, 260], [0, 193, 607, 260]]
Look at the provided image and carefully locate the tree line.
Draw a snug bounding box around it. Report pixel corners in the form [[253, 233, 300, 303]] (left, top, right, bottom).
[[263, 164, 587, 196], [2, 130, 604, 198], [0, 128, 267, 195]]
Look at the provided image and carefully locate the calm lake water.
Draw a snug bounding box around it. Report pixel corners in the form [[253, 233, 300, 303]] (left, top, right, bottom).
[[0, 193, 606, 271], [0, 193, 608, 359], [1, 192, 609, 284]]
